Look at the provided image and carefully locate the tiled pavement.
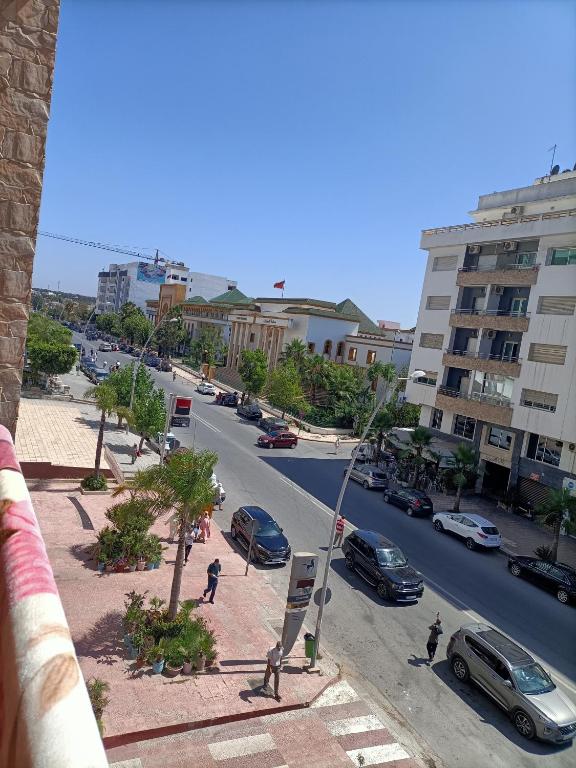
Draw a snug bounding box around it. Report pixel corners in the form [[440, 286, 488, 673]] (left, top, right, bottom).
[[106, 681, 421, 768]]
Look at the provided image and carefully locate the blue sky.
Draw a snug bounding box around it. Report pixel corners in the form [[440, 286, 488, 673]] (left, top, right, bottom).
[[36, 0, 575, 326]]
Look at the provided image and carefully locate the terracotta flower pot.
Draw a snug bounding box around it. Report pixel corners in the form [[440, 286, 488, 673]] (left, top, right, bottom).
[[182, 661, 193, 675], [164, 663, 183, 677], [136, 560, 145, 571]]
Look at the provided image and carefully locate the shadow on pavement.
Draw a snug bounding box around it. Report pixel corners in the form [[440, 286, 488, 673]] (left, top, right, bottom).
[[68, 543, 98, 569], [407, 655, 430, 668], [74, 610, 124, 666], [330, 557, 418, 609]]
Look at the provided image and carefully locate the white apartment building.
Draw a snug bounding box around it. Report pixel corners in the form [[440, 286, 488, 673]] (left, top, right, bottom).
[[406, 170, 576, 506]]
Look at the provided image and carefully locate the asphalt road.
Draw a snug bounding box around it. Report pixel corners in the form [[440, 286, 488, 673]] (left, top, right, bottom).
[[76, 336, 576, 768]]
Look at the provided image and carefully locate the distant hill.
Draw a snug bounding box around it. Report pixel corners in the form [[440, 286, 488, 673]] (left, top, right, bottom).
[[32, 286, 96, 303]]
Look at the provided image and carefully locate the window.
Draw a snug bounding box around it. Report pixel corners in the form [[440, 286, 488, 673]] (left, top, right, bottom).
[[537, 296, 576, 315], [336, 341, 345, 357], [432, 255, 458, 271], [415, 372, 437, 387], [180, 277, 188, 282], [453, 414, 476, 440], [549, 247, 576, 266], [249, 332, 255, 343], [366, 350, 376, 364], [464, 638, 499, 670], [526, 434, 562, 467], [520, 389, 558, 413], [426, 295, 451, 310], [471, 372, 514, 404], [528, 343, 567, 365], [307, 342, 316, 354], [510, 297, 527, 315], [430, 408, 443, 429], [348, 347, 357, 362], [323, 340, 333, 356], [420, 332, 444, 349], [487, 427, 513, 450]]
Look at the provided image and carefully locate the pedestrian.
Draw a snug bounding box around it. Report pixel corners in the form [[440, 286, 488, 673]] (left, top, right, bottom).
[[263, 641, 284, 701], [184, 527, 195, 564], [334, 436, 341, 455], [203, 558, 221, 603], [334, 514, 346, 548], [131, 443, 139, 464], [213, 483, 224, 511], [166, 512, 179, 542], [172, 371, 177, 382], [426, 613, 443, 663], [200, 512, 211, 540], [201, 372, 206, 382]]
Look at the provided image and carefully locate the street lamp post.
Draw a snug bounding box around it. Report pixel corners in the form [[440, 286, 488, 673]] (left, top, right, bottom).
[[128, 317, 179, 417], [309, 369, 426, 670]]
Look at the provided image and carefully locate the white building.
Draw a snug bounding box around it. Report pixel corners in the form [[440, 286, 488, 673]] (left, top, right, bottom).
[[406, 170, 576, 505]]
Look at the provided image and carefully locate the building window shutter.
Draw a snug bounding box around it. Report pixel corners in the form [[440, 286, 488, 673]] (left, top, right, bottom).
[[527, 344, 567, 365], [536, 296, 576, 315], [420, 333, 444, 349], [426, 295, 451, 310], [520, 389, 558, 412], [432, 255, 458, 271]]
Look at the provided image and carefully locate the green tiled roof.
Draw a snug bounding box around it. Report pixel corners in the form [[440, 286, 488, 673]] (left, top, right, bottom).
[[185, 295, 209, 305], [334, 298, 378, 333], [211, 288, 253, 305]]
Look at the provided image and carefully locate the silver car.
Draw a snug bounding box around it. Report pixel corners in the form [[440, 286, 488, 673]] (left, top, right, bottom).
[[447, 623, 576, 743], [346, 463, 389, 490]]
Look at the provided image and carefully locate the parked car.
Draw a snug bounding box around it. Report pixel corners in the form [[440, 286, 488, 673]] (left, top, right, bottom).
[[160, 358, 172, 372], [447, 623, 576, 743], [508, 557, 576, 605], [259, 416, 288, 433], [230, 506, 291, 565], [342, 529, 424, 602], [346, 463, 389, 490], [257, 431, 298, 449], [92, 368, 110, 384], [197, 382, 216, 395], [144, 354, 160, 368], [98, 342, 112, 352], [147, 431, 180, 456], [433, 512, 501, 550], [219, 392, 239, 407], [384, 488, 433, 517], [236, 402, 263, 420]]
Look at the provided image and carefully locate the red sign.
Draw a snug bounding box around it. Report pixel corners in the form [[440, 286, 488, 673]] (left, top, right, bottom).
[[174, 397, 192, 417]]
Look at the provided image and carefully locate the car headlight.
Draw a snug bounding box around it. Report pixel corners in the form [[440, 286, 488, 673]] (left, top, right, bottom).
[[537, 714, 556, 727]]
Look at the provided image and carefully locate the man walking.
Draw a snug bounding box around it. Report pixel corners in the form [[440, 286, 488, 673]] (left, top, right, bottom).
[[184, 527, 195, 564], [203, 558, 221, 603], [334, 514, 346, 548], [426, 613, 443, 663], [334, 436, 340, 455], [131, 443, 139, 464], [263, 641, 284, 701]]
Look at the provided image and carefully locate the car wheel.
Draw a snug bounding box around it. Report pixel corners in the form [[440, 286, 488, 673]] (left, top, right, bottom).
[[345, 554, 355, 571], [376, 581, 390, 600], [363, 480, 369, 489], [383, 493, 390, 503], [557, 588, 569, 604], [291, 443, 296, 449], [407, 507, 414, 517], [513, 710, 536, 740], [465, 537, 476, 551], [510, 563, 522, 577], [267, 442, 273, 449], [433, 520, 444, 532], [451, 655, 469, 682], [231, 525, 237, 540]]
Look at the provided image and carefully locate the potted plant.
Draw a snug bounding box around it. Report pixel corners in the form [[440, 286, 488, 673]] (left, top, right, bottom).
[[164, 641, 185, 677], [198, 629, 217, 668], [87, 678, 109, 736], [146, 535, 164, 569], [123, 590, 147, 647], [136, 557, 146, 571], [128, 558, 138, 572], [148, 640, 166, 674], [97, 559, 106, 573]]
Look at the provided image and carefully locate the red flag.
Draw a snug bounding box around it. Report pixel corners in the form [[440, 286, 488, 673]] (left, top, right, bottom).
[[273, 280, 285, 289]]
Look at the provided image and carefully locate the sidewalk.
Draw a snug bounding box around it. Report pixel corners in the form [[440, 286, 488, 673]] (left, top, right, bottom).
[[29, 481, 338, 745], [426, 490, 576, 568]]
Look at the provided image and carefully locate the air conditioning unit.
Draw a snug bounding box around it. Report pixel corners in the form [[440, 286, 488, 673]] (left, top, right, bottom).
[[510, 206, 524, 216], [503, 241, 518, 252], [467, 244, 482, 255], [494, 286, 504, 295], [486, 330, 496, 339]]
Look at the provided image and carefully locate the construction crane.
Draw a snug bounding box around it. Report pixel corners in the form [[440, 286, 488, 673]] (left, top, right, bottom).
[[38, 231, 184, 266]]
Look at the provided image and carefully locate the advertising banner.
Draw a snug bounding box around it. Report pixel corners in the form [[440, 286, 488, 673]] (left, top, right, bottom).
[[137, 262, 166, 284], [281, 552, 318, 654]]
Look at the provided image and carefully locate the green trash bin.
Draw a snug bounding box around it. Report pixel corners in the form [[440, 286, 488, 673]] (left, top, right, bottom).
[[304, 633, 315, 659]]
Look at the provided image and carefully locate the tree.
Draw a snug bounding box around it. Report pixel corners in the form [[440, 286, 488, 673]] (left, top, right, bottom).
[[117, 449, 217, 618], [132, 390, 167, 451], [280, 338, 308, 372], [238, 349, 268, 401], [155, 311, 187, 357], [266, 362, 307, 418], [187, 327, 227, 368], [27, 341, 77, 378], [401, 426, 435, 488], [106, 362, 155, 427], [28, 312, 71, 345], [96, 312, 122, 336], [122, 313, 153, 346], [84, 384, 119, 479], [120, 301, 140, 322], [367, 361, 396, 393], [447, 443, 478, 512], [536, 489, 576, 562], [302, 355, 332, 404]]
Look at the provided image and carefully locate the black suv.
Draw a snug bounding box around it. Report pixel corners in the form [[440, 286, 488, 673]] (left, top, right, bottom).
[[508, 556, 576, 605], [259, 416, 288, 432], [231, 506, 291, 566], [383, 488, 433, 517], [237, 402, 263, 420], [342, 530, 424, 601]]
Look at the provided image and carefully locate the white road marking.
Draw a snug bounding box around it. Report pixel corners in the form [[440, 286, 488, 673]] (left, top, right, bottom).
[[326, 714, 384, 736], [108, 761, 143, 768], [346, 743, 410, 765], [311, 680, 360, 707], [191, 412, 221, 433], [208, 733, 275, 760], [500, 536, 517, 548]]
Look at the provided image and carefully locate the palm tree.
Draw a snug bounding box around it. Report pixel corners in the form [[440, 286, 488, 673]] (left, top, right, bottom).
[[302, 354, 332, 404], [536, 489, 576, 563], [367, 361, 396, 396], [402, 426, 435, 488], [117, 449, 217, 619], [84, 384, 119, 479], [448, 443, 478, 512], [368, 407, 396, 464], [280, 338, 308, 372]]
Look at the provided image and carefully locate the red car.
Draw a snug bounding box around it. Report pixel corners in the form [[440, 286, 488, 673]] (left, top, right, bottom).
[[257, 431, 298, 449]]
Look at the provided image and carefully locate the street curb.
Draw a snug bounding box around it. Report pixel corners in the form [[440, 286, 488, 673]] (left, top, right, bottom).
[[102, 670, 339, 750]]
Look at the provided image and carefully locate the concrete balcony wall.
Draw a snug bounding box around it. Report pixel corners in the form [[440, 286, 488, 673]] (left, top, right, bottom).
[[449, 313, 529, 333], [456, 268, 539, 287], [442, 352, 521, 378], [435, 391, 513, 427], [0, 426, 107, 768]]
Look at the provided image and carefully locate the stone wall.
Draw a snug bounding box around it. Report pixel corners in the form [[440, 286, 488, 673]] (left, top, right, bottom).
[[0, 0, 60, 436]]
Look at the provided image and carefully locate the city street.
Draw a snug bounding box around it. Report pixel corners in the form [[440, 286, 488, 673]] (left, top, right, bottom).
[[74, 335, 576, 768]]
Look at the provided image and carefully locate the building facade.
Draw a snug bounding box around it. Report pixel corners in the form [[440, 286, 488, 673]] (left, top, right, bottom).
[[406, 171, 576, 505]]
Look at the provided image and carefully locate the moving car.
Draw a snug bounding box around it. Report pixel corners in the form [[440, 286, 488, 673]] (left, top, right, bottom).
[[98, 342, 112, 352], [147, 431, 180, 456], [342, 530, 424, 602], [259, 416, 288, 433], [230, 506, 291, 565], [197, 382, 216, 395], [257, 431, 298, 449], [447, 623, 576, 743], [346, 464, 389, 490], [383, 488, 433, 517], [91, 368, 109, 384], [220, 392, 239, 407], [160, 358, 172, 372], [236, 402, 263, 420], [433, 512, 501, 550], [508, 557, 576, 605]]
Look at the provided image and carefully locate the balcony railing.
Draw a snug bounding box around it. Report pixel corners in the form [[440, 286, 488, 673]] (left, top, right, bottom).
[[437, 385, 513, 408], [459, 261, 538, 273], [445, 348, 522, 364], [422, 208, 576, 235], [451, 308, 529, 318]]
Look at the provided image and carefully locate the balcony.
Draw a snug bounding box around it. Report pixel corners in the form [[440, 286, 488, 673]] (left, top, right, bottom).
[[442, 349, 522, 378], [457, 263, 539, 287], [449, 308, 529, 332], [436, 386, 513, 427]]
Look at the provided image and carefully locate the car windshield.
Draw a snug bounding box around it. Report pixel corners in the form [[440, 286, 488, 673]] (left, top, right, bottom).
[[376, 547, 407, 567], [512, 664, 555, 695], [481, 526, 499, 535], [256, 521, 282, 537], [371, 472, 387, 480]]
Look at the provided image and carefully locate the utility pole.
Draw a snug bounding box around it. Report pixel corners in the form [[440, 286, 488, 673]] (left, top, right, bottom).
[[159, 393, 175, 465]]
